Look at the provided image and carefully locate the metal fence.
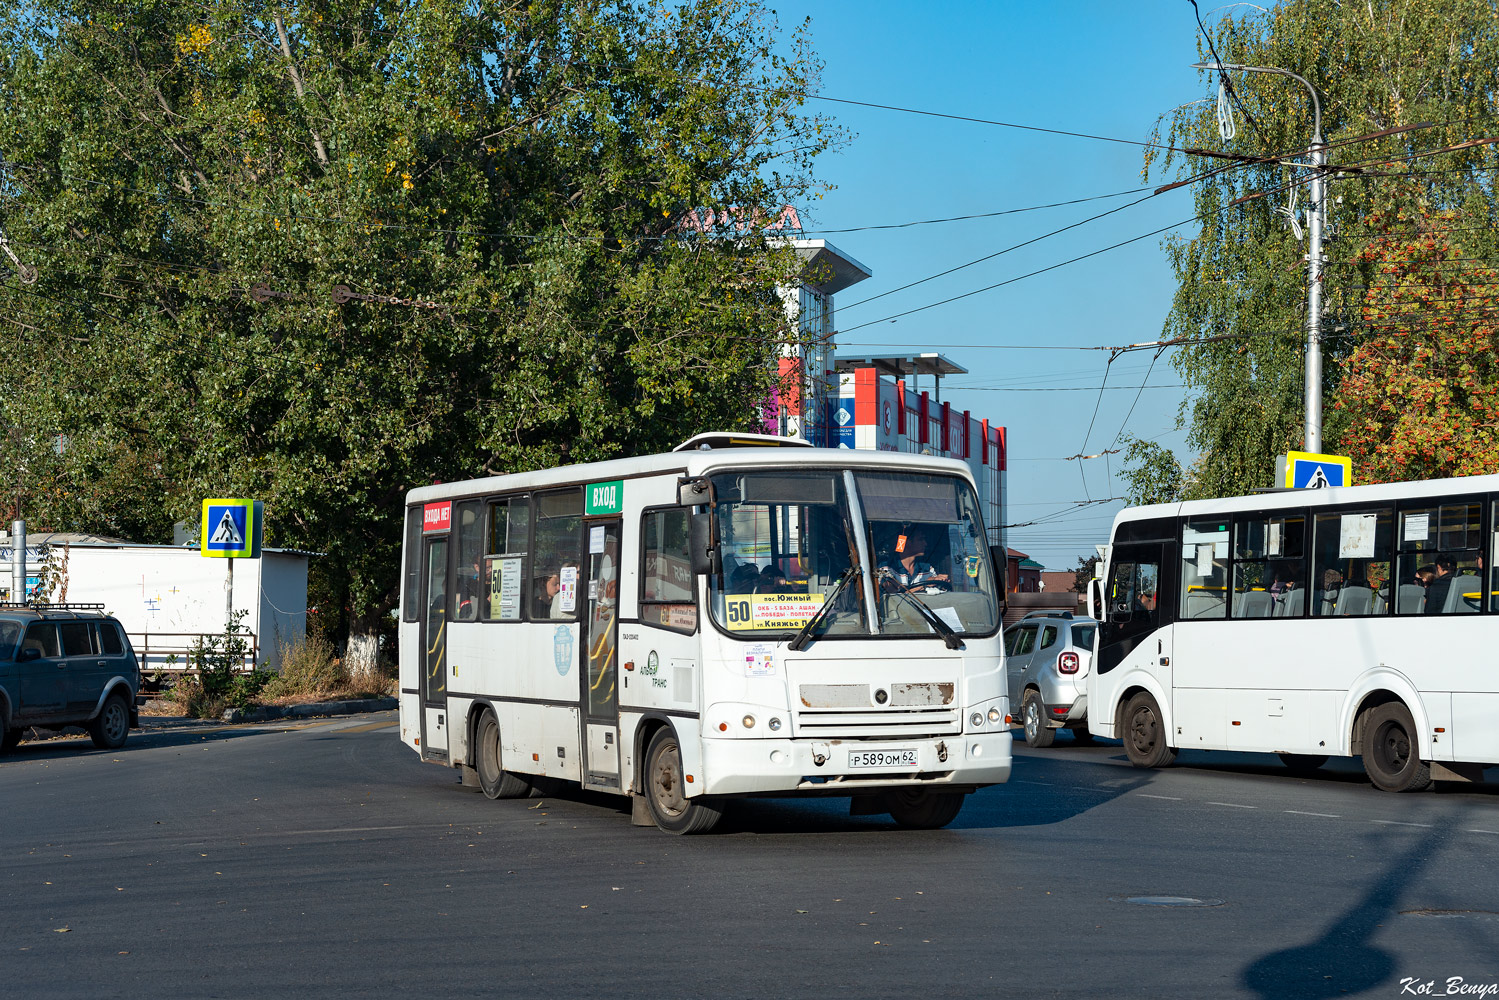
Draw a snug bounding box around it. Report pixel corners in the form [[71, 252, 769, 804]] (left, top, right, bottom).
[[129, 631, 260, 676]]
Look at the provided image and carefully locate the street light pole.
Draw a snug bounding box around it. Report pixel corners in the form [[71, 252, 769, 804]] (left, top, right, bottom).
[[1192, 62, 1326, 452]]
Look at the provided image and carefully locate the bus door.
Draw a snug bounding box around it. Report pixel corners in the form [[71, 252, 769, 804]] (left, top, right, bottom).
[[420, 533, 451, 761], [581, 519, 622, 788], [1098, 541, 1170, 679]]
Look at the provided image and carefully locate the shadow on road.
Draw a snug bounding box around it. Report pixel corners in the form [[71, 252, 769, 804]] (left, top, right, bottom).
[[1239, 818, 1457, 998], [0, 722, 296, 763]]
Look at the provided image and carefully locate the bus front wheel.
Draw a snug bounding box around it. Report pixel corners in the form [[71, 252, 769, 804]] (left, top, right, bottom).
[[887, 789, 965, 829], [1361, 703, 1432, 793], [1122, 693, 1177, 769], [475, 710, 531, 800], [644, 728, 722, 835]]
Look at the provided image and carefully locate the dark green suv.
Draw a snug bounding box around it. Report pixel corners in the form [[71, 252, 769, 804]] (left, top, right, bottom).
[[0, 604, 142, 752]]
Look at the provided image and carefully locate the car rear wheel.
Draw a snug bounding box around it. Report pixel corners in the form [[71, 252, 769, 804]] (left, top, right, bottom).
[[1022, 690, 1055, 748], [1, 725, 21, 753], [1122, 692, 1177, 769], [88, 694, 130, 750]]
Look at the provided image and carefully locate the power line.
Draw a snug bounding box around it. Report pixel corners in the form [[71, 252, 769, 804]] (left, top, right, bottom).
[[806, 95, 1193, 152]]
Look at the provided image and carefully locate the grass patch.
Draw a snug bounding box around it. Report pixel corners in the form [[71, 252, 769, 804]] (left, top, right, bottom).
[[259, 633, 395, 705]]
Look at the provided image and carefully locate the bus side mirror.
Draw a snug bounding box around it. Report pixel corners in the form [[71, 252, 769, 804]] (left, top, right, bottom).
[[678, 477, 710, 507], [689, 512, 720, 577], [1087, 578, 1102, 619]]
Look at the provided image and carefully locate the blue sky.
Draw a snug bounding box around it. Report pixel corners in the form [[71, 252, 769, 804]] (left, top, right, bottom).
[[780, 1, 1218, 571]]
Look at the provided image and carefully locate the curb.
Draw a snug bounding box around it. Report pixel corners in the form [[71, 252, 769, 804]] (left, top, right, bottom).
[[221, 697, 397, 724]]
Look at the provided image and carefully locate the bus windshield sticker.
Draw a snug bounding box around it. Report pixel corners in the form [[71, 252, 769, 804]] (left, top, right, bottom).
[[1196, 543, 1213, 577], [1339, 513, 1377, 559], [724, 592, 827, 631], [743, 643, 776, 676], [1267, 522, 1283, 556], [589, 524, 606, 554], [934, 606, 963, 632], [559, 565, 579, 612], [1403, 512, 1429, 544]]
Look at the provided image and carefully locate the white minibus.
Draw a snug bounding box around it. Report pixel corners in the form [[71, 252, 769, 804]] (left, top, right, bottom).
[[1090, 474, 1499, 791], [399, 433, 1011, 833]]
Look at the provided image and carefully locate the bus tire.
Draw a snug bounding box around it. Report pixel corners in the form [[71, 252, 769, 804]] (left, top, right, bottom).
[[1277, 753, 1328, 773], [644, 728, 721, 835], [475, 710, 531, 800], [887, 789, 965, 829], [1122, 692, 1177, 769], [1361, 703, 1432, 793], [1022, 691, 1055, 748]]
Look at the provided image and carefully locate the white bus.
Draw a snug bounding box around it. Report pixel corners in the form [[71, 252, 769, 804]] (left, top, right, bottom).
[[398, 433, 1011, 833], [1088, 474, 1499, 792]]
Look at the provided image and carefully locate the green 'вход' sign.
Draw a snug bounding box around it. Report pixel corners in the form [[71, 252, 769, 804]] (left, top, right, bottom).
[[585, 480, 624, 515]]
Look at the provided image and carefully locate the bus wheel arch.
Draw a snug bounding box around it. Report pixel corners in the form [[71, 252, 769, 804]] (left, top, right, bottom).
[[1121, 690, 1177, 769], [472, 706, 531, 800], [1359, 700, 1433, 793], [642, 726, 722, 835]]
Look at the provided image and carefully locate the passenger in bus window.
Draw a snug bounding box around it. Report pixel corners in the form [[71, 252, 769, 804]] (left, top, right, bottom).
[[756, 566, 787, 594], [1424, 554, 1457, 614], [532, 572, 560, 618], [729, 564, 760, 593], [879, 527, 949, 591]]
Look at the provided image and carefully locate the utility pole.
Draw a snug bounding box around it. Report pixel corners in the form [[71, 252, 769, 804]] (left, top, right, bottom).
[[1193, 62, 1325, 452]]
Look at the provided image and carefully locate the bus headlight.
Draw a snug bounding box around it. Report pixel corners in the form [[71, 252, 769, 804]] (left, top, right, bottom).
[[768, 717, 782, 732], [970, 712, 984, 728], [988, 707, 1003, 724], [742, 714, 756, 729]]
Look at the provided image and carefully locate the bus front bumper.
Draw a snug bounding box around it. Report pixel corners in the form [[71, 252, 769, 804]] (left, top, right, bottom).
[[696, 731, 1013, 797]]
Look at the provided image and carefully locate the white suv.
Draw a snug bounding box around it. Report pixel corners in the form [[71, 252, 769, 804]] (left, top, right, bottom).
[[1003, 611, 1096, 747]]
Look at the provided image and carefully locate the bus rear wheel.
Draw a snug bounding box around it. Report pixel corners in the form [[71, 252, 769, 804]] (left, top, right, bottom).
[[644, 728, 722, 835], [886, 789, 965, 829], [1122, 693, 1177, 769], [1361, 703, 1432, 793], [475, 710, 531, 800]]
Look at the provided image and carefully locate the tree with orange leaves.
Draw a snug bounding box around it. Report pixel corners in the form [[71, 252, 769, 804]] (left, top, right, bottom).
[[1335, 213, 1499, 483]]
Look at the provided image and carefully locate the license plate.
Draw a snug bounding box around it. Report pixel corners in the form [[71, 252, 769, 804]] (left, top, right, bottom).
[[847, 748, 919, 769]]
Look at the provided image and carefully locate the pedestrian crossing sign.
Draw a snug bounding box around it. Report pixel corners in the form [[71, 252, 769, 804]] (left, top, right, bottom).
[[201, 499, 262, 558], [1283, 451, 1352, 490]]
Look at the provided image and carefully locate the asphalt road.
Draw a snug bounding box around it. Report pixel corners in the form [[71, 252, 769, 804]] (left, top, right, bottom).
[[3, 715, 1497, 999]]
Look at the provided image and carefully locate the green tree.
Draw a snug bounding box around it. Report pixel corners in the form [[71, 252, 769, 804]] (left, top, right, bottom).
[[0, 0, 838, 640], [1131, 0, 1499, 500], [1335, 213, 1499, 480]]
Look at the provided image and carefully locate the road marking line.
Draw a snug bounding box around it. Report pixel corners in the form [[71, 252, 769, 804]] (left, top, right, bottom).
[[1467, 829, 1499, 835], [1206, 802, 1256, 809], [335, 721, 398, 734], [1014, 780, 1055, 786], [1139, 794, 1180, 801], [1372, 820, 1433, 828], [1285, 810, 1340, 818]]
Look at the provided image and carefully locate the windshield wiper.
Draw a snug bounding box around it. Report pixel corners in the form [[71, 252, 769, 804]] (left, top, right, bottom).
[[882, 580, 964, 650], [788, 565, 859, 652]]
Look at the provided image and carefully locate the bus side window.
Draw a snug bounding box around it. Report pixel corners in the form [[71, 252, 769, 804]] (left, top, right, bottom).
[[1312, 507, 1392, 617], [1180, 519, 1227, 620], [452, 501, 485, 622], [641, 508, 697, 633]]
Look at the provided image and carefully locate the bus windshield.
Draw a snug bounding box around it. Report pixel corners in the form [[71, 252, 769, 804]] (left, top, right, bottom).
[[707, 468, 1000, 639]]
